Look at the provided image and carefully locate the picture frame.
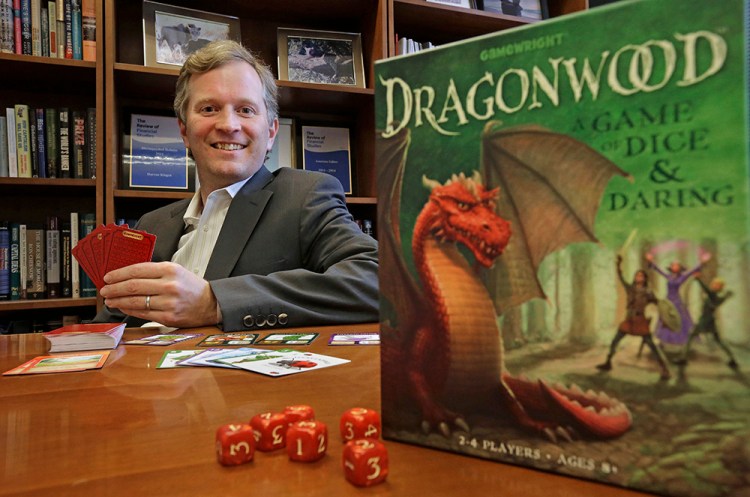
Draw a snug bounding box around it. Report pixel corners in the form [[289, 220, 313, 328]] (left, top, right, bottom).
[[426, 0, 476, 8], [277, 28, 366, 88], [120, 112, 196, 191], [265, 117, 296, 172], [479, 0, 549, 19], [142, 1, 241, 69]]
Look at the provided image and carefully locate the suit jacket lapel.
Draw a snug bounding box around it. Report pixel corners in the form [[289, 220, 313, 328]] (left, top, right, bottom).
[[152, 199, 191, 262], [204, 167, 275, 280]]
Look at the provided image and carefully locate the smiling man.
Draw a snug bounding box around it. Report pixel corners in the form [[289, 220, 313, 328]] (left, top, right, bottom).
[[95, 40, 379, 331]]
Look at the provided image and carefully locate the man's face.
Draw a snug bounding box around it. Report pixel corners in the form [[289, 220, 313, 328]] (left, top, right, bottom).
[[179, 60, 278, 193]]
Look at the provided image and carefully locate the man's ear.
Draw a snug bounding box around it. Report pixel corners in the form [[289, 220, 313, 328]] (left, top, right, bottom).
[[266, 117, 280, 153]]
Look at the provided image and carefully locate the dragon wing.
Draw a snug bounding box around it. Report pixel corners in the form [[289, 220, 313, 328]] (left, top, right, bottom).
[[481, 121, 631, 312], [376, 128, 426, 334]]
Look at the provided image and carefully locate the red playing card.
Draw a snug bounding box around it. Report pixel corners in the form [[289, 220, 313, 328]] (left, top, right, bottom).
[[103, 228, 156, 275]]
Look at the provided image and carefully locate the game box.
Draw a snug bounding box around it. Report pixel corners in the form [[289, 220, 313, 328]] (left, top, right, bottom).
[[375, 0, 749, 495]]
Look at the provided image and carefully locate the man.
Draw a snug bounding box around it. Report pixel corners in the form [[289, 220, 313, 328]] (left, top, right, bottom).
[[95, 40, 379, 330]]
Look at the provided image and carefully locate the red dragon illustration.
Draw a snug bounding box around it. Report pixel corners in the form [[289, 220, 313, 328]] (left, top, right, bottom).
[[377, 122, 633, 441]]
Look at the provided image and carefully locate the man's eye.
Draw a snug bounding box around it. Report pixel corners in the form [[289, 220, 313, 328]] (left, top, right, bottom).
[[239, 107, 257, 116], [200, 105, 216, 113]]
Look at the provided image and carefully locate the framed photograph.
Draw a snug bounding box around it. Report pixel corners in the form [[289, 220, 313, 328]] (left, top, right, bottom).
[[301, 125, 352, 194], [480, 0, 549, 19], [142, 1, 241, 69], [277, 28, 365, 88], [121, 112, 196, 191], [426, 0, 476, 8], [266, 118, 296, 172]]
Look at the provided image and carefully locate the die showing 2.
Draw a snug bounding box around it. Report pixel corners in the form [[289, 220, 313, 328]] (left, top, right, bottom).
[[342, 438, 389, 486], [250, 412, 288, 452], [340, 407, 381, 441], [215, 423, 255, 466], [287, 420, 328, 462]]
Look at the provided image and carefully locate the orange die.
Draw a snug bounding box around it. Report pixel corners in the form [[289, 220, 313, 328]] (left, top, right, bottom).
[[340, 407, 381, 441], [250, 412, 288, 452], [215, 423, 255, 466], [342, 439, 389, 487], [284, 404, 315, 425], [287, 420, 328, 462]]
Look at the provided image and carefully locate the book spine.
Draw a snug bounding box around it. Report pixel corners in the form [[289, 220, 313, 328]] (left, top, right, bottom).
[[44, 107, 58, 177], [9, 222, 20, 300], [12, 0, 20, 54], [25, 227, 44, 299], [78, 213, 94, 297], [35, 108, 46, 177], [45, 215, 60, 298], [18, 223, 26, 298], [62, 0, 70, 59], [30, 0, 39, 55], [46, 0, 55, 57], [19, 0, 29, 54], [5, 107, 17, 177], [40, 4, 47, 57], [0, 116, 8, 177], [0, 0, 14, 53], [85, 106, 94, 178], [69, 211, 78, 298], [69, 0, 79, 59], [58, 107, 70, 177], [0, 221, 9, 301], [80, 0, 91, 61], [28, 108, 37, 176], [71, 108, 84, 178], [60, 222, 70, 297], [14, 104, 31, 178]]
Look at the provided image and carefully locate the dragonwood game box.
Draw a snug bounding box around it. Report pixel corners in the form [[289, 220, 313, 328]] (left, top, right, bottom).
[[375, 0, 750, 496]]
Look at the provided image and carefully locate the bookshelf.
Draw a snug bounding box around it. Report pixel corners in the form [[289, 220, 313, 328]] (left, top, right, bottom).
[[0, 0, 104, 333], [103, 0, 387, 228]]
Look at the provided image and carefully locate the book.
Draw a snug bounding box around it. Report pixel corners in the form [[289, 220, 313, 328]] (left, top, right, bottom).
[[375, 1, 749, 496], [58, 107, 70, 177], [39, 3, 47, 56], [14, 104, 31, 177], [69, 0, 79, 59], [69, 211, 79, 297], [61, 0, 71, 58], [301, 125, 352, 194], [84, 106, 94, 178], [71, 108, 85, 177], [60, 221, 71, 297], [30, 0, 39, 55], [45, 107, 58, 177], [42, 322, 125, 352], [0, 221, 9, 300], [12, 0, 20, 55], [54, 0, 62, 57], [0, 0, 13, 53], [47, 1, 56, 57], [0, 116, 8, 176], [28, 106, 37, 176], [45, 215, 60, 298], [34, 108, 46, 177], [24, 226, 44, 299], [18, 0, 29, 54], [78, 212, 94, 297], [8, 222, 19, 299], [3, 350, 110, 374], [80, 0, 92, 61], [5, 107, 17, 177], [18, 222, 26, 298]]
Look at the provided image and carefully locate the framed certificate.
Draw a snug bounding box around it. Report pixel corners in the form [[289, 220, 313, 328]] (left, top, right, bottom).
[[301, 125, 352, 194], [121, 113, 195, 191]]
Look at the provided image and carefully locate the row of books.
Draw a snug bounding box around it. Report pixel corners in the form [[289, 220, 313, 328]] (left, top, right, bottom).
[[0, 0, 96, 61], [0, 213, 97, 301], [396, 36, 436, 56], [0, 105, 96, 178]]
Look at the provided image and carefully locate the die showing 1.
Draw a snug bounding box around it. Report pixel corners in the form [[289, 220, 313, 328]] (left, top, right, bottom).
[[215, 423, 255, 466], [250, 412, 288, 452], [340, 407, 381, 441], [287, 420, 328, 462], [342, 438, 389, 487]]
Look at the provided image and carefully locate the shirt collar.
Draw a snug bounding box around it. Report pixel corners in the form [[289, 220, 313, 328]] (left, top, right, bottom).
[[182, 175, 253, 228]]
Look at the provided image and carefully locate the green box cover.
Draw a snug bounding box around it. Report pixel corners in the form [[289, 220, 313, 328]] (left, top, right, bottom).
[[375, 0, 749, 495]]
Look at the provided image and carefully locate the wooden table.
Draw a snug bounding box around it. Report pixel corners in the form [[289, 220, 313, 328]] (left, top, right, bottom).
[[0, 324, 647, 497]]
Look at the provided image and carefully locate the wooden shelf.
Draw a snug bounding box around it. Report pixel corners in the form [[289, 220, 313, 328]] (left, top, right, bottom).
[[0, 298, 98, 312]]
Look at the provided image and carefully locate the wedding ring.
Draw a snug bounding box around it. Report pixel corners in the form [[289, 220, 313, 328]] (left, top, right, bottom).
[[145, 295, 151, 311]]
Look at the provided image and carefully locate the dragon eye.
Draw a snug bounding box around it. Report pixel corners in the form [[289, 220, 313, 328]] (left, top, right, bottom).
[[457, 202, 470, 211]]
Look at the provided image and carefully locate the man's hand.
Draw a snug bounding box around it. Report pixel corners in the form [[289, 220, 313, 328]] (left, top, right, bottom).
[[99, 261, 220, 328]]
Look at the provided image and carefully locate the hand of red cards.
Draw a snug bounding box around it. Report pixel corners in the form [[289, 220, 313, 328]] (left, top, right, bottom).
[[72, 224, 156, 290]]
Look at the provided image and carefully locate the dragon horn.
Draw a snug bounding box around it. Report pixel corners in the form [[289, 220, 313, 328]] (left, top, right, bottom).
[[422, 174, 442, 191]]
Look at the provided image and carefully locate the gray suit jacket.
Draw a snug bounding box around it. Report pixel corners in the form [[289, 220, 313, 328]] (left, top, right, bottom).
[[94, 166, 379, 330]]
